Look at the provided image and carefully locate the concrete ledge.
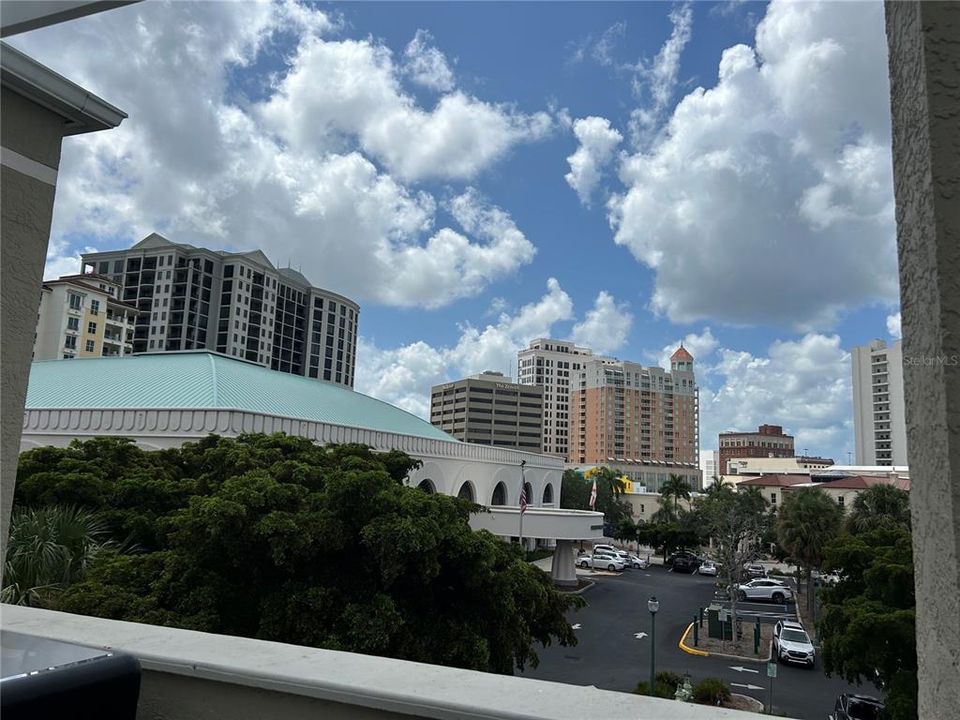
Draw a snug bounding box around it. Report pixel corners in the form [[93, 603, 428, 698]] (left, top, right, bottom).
[[679, 623, 710, 657], [2, 605, 770, 720]]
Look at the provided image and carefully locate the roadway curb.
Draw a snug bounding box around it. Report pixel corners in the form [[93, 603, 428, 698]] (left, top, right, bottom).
[[679, 623, 710, 656], [560, 580, 595, 595]]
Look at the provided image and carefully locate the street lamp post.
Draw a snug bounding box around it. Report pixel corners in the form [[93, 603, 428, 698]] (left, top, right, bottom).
[[648, 596, 659, 696]]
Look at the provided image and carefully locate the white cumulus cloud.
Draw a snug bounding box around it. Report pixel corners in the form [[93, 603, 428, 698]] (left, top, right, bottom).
[[356, 280, 631, 418], [11, 1, 545, 309], [608, 0, 898, 330], [570, 291, 633, 354], [886, 312, 902, 339], [564, 116, 624, 205], [699, 333, 853, 461], [630, 2, 693, 135], [402, 29, 456, 91]]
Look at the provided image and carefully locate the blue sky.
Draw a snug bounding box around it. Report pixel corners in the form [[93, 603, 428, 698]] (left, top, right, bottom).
[[12, 1, 900, 462]]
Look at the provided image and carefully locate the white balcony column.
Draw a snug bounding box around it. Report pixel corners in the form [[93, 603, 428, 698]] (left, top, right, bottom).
[[550, 539, 577, 588], [884, 2, 960, 718]]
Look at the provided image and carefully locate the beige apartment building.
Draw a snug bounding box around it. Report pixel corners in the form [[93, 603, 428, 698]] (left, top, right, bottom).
[[568, 346, 700, 489], [430, 372, 543, 451], [81, 234, 360, 387], [33, 274, 137, 360], [517, 339, 610, 457]]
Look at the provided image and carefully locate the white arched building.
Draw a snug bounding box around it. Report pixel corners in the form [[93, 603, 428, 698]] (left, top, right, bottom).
[[21, 352, 600, 583]]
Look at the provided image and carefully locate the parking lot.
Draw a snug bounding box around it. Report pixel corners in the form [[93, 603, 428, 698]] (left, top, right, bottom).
[[521, 563, 876, 719]]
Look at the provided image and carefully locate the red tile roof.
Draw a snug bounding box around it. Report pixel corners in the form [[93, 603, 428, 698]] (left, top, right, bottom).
[[671, 345, 694, 362], [813, 475, 911, 491], [735, 473, 811, 487]]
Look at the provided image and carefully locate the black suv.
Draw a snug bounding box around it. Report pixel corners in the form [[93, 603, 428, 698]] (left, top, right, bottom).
[[832, 694, 884, 720], [667, 551, 701, 574]]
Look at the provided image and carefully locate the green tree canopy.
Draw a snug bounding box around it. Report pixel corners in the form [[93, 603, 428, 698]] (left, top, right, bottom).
[[697, 485, 767, 621], [819, 526, 916, 720], [659, 474, 692, 515], [776, 487, 843, 612], [560, 467, 632, 525], [15, 434, 582, 674], [847, 484, 911, 534]]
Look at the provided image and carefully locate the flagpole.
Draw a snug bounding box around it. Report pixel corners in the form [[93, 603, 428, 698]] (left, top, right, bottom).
[[519, 460, 526, 550]]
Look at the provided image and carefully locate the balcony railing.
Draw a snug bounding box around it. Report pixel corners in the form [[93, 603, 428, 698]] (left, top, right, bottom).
[[1, 605, 772, 720]]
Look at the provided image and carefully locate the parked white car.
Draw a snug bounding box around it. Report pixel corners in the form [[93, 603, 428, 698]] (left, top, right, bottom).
[[734, 579, 793, 604], [698, 559, 718, 576], [773, 620, 816, 667], [626, 554, 649, 569], [578, 552, 625, 572]]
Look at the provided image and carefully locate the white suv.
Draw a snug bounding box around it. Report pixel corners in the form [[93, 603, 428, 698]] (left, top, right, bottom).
[[734, 579, 793, 604], [773, 620, 816, 667]]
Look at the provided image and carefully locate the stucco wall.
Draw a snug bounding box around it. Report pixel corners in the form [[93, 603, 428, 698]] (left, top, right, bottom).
[[0, 87, 66, 565], [884, 2, 960, 717]]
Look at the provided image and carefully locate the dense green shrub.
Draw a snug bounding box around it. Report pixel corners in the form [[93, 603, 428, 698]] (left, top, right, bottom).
[[692, 677, 731, 705], [633, 671, 684, 698]]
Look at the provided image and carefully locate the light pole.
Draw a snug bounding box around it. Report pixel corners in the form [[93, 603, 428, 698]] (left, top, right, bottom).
[[648, 596, 659, 695]]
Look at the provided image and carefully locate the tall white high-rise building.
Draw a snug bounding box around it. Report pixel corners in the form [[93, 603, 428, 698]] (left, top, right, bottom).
[[852, 339, 907, 466], [517, 339, 610, 457]]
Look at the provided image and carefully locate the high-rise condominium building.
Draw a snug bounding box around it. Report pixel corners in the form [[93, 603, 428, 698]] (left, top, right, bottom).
[[517, 339, 607, 457], [81, 234, 359, 387], [852, 339, 907, 466], [429, 371, 543, 451], [569, 347, 700, 468], [33, 274, 138, 361], [718, 424, 794, 475]]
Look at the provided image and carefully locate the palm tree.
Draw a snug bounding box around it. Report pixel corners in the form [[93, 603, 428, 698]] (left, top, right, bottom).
[[1, 506, 118, 607], [777, 488, 843, 612], [660, 474, 692, 515], [847, 484, 911, 534], [704, 475, 726, 498]]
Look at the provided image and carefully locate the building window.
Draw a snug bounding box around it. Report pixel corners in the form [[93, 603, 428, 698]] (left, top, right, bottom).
[[87, 322, 97, 334], [67, 317, 79, 331], [838, 496, 845, 508], [68, 293, 82, 310], [65, 336, 77, 349], [90, 300, 100, 315], [770, 493, 777, 505], [85, 340, 95, 352]]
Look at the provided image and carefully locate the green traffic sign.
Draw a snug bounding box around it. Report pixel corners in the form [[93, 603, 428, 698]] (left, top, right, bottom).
[[767, 662, 777, 678]]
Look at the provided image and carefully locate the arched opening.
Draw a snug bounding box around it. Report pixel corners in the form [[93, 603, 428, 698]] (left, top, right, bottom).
[[417, 479, 436, 494], [542, 482, 554, 504], [457, 481, 475, 502], [523, 482, 533, 506], [491, 481, 507, 506]]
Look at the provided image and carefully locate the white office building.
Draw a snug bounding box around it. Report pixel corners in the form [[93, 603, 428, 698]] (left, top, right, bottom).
[[852, 339, 908, 466]]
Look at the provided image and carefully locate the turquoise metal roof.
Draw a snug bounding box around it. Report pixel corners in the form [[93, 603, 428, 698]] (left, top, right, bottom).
[[26, 352, 456, 442]]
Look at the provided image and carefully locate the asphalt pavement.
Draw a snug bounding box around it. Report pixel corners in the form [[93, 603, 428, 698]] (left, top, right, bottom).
[[521, 565, 877, 719]]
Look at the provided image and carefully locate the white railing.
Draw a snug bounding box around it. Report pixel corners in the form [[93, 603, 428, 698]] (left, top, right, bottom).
[[2, 605, 769, 720]]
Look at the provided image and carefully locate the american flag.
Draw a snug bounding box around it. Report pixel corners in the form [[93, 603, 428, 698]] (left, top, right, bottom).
[[519, 484, 528, 514], [589, 479, 597, 509]]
